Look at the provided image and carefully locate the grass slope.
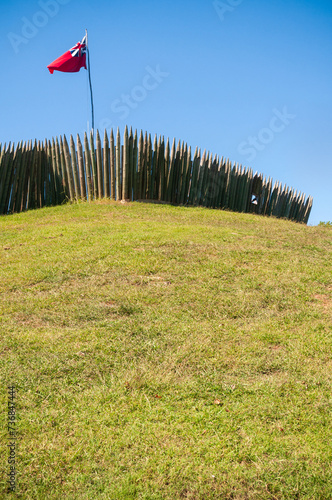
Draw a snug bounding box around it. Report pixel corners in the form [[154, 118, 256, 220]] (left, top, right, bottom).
[[0, 201, 331, 500]]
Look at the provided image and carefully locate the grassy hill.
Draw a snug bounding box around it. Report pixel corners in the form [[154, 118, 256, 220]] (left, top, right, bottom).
[[0, 202, 331, 499]]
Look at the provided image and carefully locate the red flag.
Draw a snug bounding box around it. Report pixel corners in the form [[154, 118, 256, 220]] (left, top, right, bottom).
[[47, 35, 87, 74]]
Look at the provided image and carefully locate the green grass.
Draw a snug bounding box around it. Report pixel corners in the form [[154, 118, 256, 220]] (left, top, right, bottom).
[[0, 201, 331, 499]]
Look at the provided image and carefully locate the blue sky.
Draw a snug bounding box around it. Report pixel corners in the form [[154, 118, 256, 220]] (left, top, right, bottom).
[[1, 0, 331, 224]]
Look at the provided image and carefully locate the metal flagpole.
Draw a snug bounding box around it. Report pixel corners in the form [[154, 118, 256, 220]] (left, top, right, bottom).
[[86, 29, 95, 131]]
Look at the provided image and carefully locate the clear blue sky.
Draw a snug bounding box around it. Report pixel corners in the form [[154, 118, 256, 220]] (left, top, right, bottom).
[[1, 0, 331, 224]]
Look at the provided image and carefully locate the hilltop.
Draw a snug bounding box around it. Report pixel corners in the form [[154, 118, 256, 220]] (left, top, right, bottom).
[[0, 202, 331, 499]]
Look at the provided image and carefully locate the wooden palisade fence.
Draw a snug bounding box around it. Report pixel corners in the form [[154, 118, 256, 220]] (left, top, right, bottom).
[[0, 127, 313, 223]]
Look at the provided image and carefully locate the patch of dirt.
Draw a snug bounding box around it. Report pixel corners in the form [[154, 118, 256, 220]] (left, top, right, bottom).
[[313, 294, 332, 312], [129, 275, 171, 287], [268, 345, 285, 350], [42, 234, 63, 239], [0, 347, 11, 355], [104, 300, 117, 307]]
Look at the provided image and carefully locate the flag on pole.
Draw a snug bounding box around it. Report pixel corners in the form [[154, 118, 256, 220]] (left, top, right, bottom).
[[47, 35, 87, 74]]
